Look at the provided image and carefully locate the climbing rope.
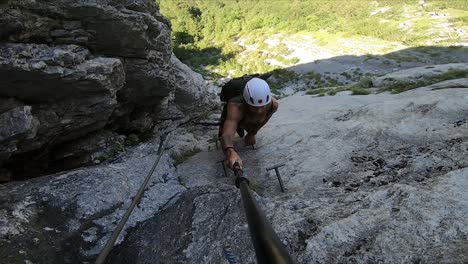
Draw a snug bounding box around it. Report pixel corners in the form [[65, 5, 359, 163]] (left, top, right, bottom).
[[95, 134, 168, 264]]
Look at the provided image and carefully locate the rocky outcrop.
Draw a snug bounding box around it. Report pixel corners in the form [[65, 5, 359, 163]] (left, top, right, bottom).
[[1, 0, 172, 59], [0, 0, 216, 180], [426, 78, 468, 89], [1, 80, 467, 263], [0, 140, 187, 263], [371, 62, 468, 87]]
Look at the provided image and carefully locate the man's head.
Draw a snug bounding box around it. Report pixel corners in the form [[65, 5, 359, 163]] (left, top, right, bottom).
[[243, 78, 271, 111]]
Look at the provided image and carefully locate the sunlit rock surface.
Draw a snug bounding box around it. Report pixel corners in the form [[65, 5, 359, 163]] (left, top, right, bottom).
[[1, 83, 467, 263], [169, 86, 468, 263]]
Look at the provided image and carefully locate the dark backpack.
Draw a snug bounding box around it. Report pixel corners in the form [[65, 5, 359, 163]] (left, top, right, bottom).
[[219, 73, 271, 102]]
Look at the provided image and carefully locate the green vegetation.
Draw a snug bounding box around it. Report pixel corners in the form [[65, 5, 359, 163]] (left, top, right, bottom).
[[302, 71, 343, 89], [353, 77, 374, 89], [306, 87, 348, 96], [247, 178, 264, 193], [305, 74, 377, 96], [379, 81, 426, 94], [427, 1, 468, 12], [384, 53, 424, 63], [269, 69, 300, 93], [378, 68, 468, 93], [98, 143, 125, 162], [306, 88, 329, 95], [340, 72, 353, 80], [351, 88, 371, 95], [171, 148, 201, 166], [160, 0, 468, 80], [98, 134, 142, 162], [125, 134, 140, 147], [444, 8, 468, 29], [302, 67, 467, 96]]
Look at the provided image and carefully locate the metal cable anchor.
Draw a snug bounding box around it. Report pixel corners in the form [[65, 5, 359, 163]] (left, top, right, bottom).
[[217, 159, 228, 177], [266, 163, 286, 192]]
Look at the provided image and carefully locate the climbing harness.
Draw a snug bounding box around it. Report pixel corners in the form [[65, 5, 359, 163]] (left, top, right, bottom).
[[95, 134, 168, 264]]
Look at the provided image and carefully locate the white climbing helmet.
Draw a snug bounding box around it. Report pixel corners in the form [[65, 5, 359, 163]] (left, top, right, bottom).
[[243, 77, 271, 107]]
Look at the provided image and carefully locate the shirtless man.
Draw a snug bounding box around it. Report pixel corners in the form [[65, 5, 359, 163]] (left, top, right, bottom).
[[219, 78, 278, 170]]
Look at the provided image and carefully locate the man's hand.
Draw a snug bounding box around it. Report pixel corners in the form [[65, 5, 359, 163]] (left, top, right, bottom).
[[226, 148, 243, 170], [244, 134, 256, 146]]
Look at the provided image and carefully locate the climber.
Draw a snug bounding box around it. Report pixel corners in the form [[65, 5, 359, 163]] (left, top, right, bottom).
[[219, 77, 278, 170]]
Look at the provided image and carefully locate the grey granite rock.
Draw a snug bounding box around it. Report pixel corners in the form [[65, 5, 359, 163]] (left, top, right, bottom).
[[0, 106, 36, 142], [0, 139, 185, 263], [0, 0, 213, 178], [1, 85, 467, 263], [0, 43, 124, 172], [171, 86, 468, 263]]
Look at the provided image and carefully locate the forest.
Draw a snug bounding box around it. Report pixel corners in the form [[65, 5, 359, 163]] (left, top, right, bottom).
[[159, 0, 467, 79]]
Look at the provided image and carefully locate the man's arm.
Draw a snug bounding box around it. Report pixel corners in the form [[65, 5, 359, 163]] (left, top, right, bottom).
[[221, 102, 244, 169]]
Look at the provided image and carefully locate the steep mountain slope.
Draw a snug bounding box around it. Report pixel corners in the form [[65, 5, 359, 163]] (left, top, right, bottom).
[[1, 66, 467, 263]]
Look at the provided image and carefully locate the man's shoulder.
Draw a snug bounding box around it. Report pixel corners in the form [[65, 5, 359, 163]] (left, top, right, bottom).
[[228, 95, 244, 104], [272, 98, 279, 112], [226, 96, 245, 121]]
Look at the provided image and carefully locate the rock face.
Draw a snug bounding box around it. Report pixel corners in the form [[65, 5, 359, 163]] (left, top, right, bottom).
[[171, 85, 468, 263], [0, 0, 216, 180], [0, 140, 187, 263], [1, 78, 467, 263]]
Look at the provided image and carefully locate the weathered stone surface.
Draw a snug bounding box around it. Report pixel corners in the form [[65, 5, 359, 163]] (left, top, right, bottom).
[[48, 130, 126, 166], [170, 55, 219, 113], [372, 62, 468, 87], [1, 82, 467, 263], [119, 54, 217, 108], [107, 185, 250, 264], [113, 53, 218, 134], [0, 140, 185, 263], [0, 106, 36, 142], [0, 43, 125, 173], [171, 86, 468, 263], [0, 0, 213, 178], [0, 0, 171, 61], [0, 105, 38, 165], [0, 44, 123, 102], [119, 58, 172, 106]]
